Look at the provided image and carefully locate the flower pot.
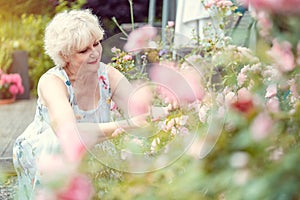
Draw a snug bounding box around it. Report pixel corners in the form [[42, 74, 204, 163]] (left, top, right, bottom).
[[0, 97, 16, 105]]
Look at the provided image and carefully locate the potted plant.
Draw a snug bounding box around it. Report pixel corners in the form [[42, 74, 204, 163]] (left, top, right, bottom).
[[0, 69, 24, 104]]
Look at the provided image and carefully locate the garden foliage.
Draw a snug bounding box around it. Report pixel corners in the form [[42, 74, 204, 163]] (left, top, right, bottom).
[[1, 0, 300, 199]]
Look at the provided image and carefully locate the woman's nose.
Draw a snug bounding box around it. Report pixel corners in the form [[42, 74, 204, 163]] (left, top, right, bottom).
[[90, 47, 100, 58]]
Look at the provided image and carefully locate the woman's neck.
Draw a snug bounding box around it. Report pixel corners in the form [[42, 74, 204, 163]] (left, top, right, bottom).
[[64, 64, 100, 110]]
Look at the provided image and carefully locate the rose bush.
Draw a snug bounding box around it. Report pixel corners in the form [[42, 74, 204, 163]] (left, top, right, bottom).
[[0, 70, 24, 100], [28, 0, 300, 199]]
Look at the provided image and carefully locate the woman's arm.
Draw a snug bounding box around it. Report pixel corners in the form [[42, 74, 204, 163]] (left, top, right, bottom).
[[107, 65, 169, 121], [107, 65, 134, 116], [38, 74, 146, 152]]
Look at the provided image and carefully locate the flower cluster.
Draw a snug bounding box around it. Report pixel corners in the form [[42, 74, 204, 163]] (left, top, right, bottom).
[[109, 47, 148, 81], [0, 70, 24, 99], [198, 0, 238, 52]]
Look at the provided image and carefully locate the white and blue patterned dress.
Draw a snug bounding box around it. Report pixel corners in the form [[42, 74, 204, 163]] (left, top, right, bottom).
[[13, 62, 112, 199]]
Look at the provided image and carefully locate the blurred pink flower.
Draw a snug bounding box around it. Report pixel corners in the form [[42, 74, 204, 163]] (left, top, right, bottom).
[[0, 72, 24, 98], [181, 67, 205, 102], [204, 0, 233, 9], [149, 62, 204, 105], [36, 173, 94, 200], [167, 21, 175, 27], [123, 54, 133, 61], [57, 174, 94, 200], [178, 126, 189, 135], [124, 25, 157, 53], [9, 84, 19, 95], [111, 47, 117, 53], [56, 124, 86, 163], [37, 154, 75, 186], [268, 39, 296, 72], [288, 78, 299, 98], [198, 105, 209, 123], [217, 0, 233, 8], [250, 112, 273, 141], [1, 74, 11, 84], [265, 84, 277, 98], [256, 11, 273, 38], [237, 70, 247, 86], [10, 73, 21, 83], [240, 0, 300, 14], [266, 96, 280, 113], [36, 189, 56, 200]]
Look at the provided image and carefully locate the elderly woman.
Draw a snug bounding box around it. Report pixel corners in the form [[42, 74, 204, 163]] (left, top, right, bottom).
[[13, 9, 149, 199]]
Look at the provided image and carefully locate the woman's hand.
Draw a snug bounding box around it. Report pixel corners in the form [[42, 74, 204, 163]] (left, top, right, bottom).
[[128, 113, 150, 128]]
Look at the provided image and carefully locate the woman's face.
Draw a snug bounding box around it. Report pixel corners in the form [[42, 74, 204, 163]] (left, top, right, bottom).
[[66, 39, 102, 72]]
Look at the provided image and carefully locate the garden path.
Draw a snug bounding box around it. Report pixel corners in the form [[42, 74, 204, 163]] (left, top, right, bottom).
[[0, 98, 36, 174]]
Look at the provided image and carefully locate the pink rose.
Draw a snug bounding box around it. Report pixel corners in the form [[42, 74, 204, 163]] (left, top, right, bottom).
[[1, 74, 10, 84], [123, 54, 133, 61], [268, 39, 295, 72], [231, 88, 254, 114], [266, 97, 280, 113], [124, 25, 157, 53], [288, 78, 299, 98], [9, 84, 19, 95], [167, 21, 175, 27], [149, 62, 204, 105], [240, 0, 300, 14], [37, 154, 75, 186], [57, 174, 94, 200], [265, 84, 277, 98], [250, 113, 273, 141], [237, 71, 247, 86], [256, 11, 273, 38], [111, 47, 117, 53], [217, 0, 233, 8], [11, 73, 22, 84]]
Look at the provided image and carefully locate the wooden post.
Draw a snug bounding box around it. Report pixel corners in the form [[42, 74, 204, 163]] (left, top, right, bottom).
[[9, 50, 30, 99]]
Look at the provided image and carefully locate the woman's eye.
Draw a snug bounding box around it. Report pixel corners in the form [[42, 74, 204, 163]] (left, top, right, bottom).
[[93, 41, 100, 47], [78, 49, 88, 54]]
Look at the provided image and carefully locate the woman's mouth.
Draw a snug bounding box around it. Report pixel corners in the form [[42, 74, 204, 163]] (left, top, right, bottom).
[[88, 59, 98, 64]]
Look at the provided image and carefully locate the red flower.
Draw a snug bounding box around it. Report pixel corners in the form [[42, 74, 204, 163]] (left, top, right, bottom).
[[231, 88, 254, 114]]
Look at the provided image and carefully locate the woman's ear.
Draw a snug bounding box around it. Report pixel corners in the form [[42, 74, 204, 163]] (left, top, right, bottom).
[[59, 51, 70, 63]]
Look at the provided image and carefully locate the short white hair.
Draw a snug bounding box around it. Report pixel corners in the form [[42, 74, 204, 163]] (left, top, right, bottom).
[[44, 9, 104, 67]]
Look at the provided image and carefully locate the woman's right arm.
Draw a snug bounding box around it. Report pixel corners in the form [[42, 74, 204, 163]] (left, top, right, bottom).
[[38, 74, 145, 153]]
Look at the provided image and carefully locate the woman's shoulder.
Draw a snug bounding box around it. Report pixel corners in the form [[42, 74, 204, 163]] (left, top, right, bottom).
[[104, 63, 123, 79], [39, 67, 69, 86], [37, 70, 69, 104], [38, 67, 68, 92], [45, 66, 67, 79]]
